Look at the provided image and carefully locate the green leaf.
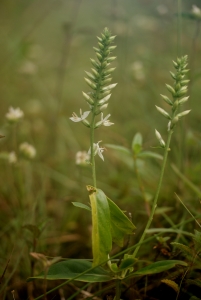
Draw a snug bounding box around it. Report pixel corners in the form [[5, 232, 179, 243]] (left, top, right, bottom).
[[137, 151, 163, 160], [132, 133, 143, 155], [119, 257, 135, 271], [28, 259, 112, 282], [107, 197, 135, 247], [72, 202, 91, 211], [186, 279, 201, 289], [87, 186, 112, 266], [133, 260, 187, 276]]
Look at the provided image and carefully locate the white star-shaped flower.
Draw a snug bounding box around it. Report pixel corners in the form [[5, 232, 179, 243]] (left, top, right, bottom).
[[95, 113, 114, 128], [70, 109, 90, 122], [88, 141, 105, 161]]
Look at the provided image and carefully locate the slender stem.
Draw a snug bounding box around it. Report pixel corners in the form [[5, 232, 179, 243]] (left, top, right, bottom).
[[133, 129, 173, 258], [90, 111, 97, 187], [133, 155, 150, 216], [177, 0, 182, 56], [115, 279, 121, 300]]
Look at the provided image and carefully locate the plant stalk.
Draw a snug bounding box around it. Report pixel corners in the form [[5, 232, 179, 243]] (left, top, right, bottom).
[[133, 129, 173, 258]]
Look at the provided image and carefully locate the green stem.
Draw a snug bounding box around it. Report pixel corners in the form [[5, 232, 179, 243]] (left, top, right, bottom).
[[177, 0, 182, 56], [133, 129, 173, 258], [115, 279, 121, 300], [90, 112, 97, 188]]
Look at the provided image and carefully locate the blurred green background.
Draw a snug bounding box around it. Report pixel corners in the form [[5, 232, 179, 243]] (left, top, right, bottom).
[[0, 0, 201, 297]]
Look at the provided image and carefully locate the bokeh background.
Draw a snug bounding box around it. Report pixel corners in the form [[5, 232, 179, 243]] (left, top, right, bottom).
[[0, 0, 201, 298]]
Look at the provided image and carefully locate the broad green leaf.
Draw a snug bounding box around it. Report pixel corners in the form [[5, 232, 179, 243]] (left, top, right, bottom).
[[132, 133, 143, 155], [107, 197, 136, 247], [87, 186, 112, 266], [72, 202, 91, 211], [28, 259, 112, 282], [133, 260, 187, 276], [137, 151, 163, 160]]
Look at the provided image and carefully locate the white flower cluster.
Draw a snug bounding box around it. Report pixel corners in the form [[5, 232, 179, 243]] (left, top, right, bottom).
[[19, 142, 36, 159], [6, 107, 24, 124]]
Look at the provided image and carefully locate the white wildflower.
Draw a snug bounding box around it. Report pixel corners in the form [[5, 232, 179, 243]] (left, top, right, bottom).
[[192, 5, 201, 17], [95, 113, 114, 128], [75, 151, 90, 165], [70, 109, 90, 122], [8, 151, 17, 164], [19, 142, 36, 159], [6, 107, 24, 124], [88, 141, 105, 161]]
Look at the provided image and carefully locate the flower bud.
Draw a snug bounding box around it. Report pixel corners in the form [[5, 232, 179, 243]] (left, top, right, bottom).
[[155, 106, 171, 120], [166, 84, 176, 96], [155, 129, 166, 148], [84, 78, 97, 90], [82, 92, 94, 105], [160, 94, 173, 106]]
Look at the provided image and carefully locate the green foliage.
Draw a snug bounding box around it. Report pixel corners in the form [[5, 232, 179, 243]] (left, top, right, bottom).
[[28, 259, 112, 282], [133, 260, 187, 276]]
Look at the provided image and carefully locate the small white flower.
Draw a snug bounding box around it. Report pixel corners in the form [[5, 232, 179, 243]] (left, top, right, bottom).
[[75, 151, 90, 165], [192, 5, 201, 17], [19, 142, 36, 159], [8, 151, 17, 164], [96, 113, 114, 128], [155, 129, 165, 148], [101, 113, 114, 126], [6, 107, 24, 123], [70, 109, 90, 122], [88, 141, 105, 161]]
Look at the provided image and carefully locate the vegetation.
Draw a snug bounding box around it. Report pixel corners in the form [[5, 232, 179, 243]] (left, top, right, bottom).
[[0, 1, 201, 299]]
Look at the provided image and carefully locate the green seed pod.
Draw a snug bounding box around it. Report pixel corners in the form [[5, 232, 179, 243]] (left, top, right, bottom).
[[175, 82, 181, 92], [108, 46, 117, 51]]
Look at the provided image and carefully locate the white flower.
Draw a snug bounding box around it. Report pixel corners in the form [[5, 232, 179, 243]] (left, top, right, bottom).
[[70, 109, 90, 122], [19, 142, 36, 159], [95, 113, 114, 128], [6, 107, 24, 123], [192, 5, 201, 17], [75, 151, 90, 165], [8, 151, 17, 164], [88, 141, 105, 161], [155, 129, 165, 148]]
